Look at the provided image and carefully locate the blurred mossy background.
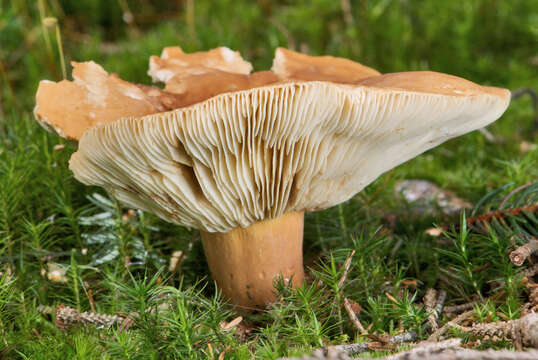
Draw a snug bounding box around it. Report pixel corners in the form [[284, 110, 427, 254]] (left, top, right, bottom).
[[0, 0, 537, 359]]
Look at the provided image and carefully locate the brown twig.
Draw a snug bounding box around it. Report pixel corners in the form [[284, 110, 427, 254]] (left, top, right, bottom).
[[337, 250, 355, 290], [365, 170, 394, 205], [428, 309, 475, 341], [423, 289, 437, 330], [55, 304, 132, 330], [467, 205, 537, 227], [443, 301, 478, 315], [458, 313, 538, 349], [510, 237, 538, 266], [279, 338, 538, 359], [429, 290, 447, 331], [499, 183, 532, 209], [279, 339, 460, 359], [434, 205, 537, 234], [327, 330, 418, 356], [343, 298, 366, 334], [478, 128, 499, 144]]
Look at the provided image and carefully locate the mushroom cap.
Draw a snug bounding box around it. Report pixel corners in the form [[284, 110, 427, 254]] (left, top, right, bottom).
[[271, 47, 380, 83], [34, 61, 185, 141], [148, 46, 280, 105], [69, 68, 510, 232]]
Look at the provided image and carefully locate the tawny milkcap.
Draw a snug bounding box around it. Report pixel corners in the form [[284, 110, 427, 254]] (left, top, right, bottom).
[[34, 47, 510, 309]]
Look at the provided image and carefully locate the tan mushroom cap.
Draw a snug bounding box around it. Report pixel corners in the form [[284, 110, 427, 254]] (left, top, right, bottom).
[[34, 47, 381, 142], [69, 69, 510, 233], [271, 47, 380, 83], [148, 46, 280, 104], [148, 46, 253, 82], [34, 61, 185, 141]]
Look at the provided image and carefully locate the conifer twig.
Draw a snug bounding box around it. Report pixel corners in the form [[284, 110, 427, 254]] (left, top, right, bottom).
[[337, 250, 355, 290], [326, 331, 418, 355], [457, 313, 538, 349], [343, 298, 366, 334], [425, 289, 447, 331], [54, 304, 133, 330], [499, 183, 532, 209], [279, 339, 461, 359], [428, 309, 475, 341], [510, 237, 538, 266], [435, 205, 537, 234], [467, 205, 537, 227], [279, 339, 538, 360], [443, 301, 478, 315]]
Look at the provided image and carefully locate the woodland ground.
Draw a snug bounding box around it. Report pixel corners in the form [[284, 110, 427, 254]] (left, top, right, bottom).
[[0, 0, 537, 359]]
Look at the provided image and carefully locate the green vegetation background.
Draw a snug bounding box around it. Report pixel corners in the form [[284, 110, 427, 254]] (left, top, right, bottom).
[[0, 0, 537, 358]]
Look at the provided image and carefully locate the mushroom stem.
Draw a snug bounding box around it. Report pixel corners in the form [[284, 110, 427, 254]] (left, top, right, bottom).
[[201, 211, 305, 310]]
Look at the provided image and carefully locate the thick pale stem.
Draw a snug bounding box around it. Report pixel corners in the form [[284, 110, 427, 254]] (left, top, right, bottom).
[[201, 211, 305, 310]]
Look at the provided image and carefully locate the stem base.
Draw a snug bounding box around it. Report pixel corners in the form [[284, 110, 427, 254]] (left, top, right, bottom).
[[201, 211, 305, 310]]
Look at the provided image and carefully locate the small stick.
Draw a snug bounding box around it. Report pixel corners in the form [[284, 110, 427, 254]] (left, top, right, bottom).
[[443, 301, 477, 315], [433, 205, 537, 234], [509, 237, 538, 266], [337, 250, 355, 290], [343, 298, 366, 334], [428, 290, 447, 332], [55, 304, 131, 330], [371, 339, 461, 360], [499, 183, 532, 209], [457, 313, 538, 349], [428, 309, 475, 341], [467, 205, 537, 227], [478, 128, 498, 143], [279, 339, 538, 360], [328, 331, 418, 356], [278, 338, 461, 360], [42, 17, 66, 79], [423, 289, 437, 330]]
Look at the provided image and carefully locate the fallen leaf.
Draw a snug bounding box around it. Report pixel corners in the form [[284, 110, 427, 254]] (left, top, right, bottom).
[[220, 316, 243, 331], [425, 227, 443, 237]]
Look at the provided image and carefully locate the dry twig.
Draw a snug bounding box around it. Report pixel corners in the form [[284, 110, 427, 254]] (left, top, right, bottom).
[[428, 309, 475, 341], [510, 237, 538, 266], [55, 304, 133, 330], [467, 205, 537, 227], [430, 205, 537, 235], [457, 313, 538, 350], [343, 298, 366, 334], [278, 338, 538, 359], [443, 301, 478, 315], [499, 183, 532, 209], [428, 290, 447, 331], [424, 288, 440, 331], [337, 250, 355, 290], [327, 331, 418, 356]]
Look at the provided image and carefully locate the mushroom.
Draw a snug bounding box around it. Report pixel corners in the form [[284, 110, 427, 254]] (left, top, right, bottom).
[[34, 47, 510, 309]]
